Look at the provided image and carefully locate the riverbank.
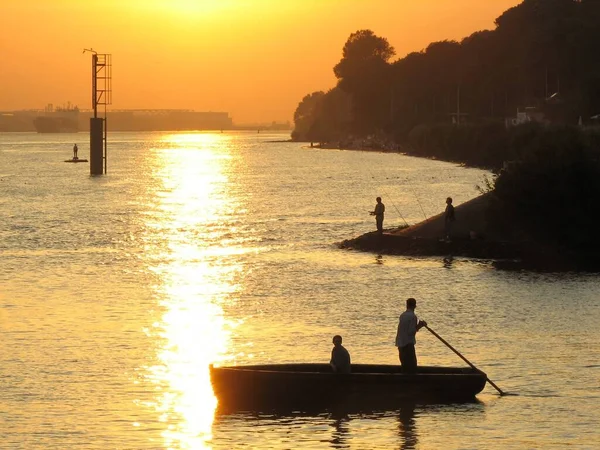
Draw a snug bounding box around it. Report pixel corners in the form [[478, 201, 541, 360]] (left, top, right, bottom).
[[339, 232, 575, 270], [305, 134, 402, 153], [298, 124, 600, 173], [340, 193, 583, 271], [299, 127, 600, 271], [298, 134, 495, 171]]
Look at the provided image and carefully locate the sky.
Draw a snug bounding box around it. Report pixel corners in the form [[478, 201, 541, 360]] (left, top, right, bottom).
[[0, 0, 521, 124]]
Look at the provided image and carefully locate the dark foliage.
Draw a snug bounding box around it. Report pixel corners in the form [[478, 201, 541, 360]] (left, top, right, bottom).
[[405, 121, 562, 170], [292, 0, 600, 144], [487, 126, 600, 266]]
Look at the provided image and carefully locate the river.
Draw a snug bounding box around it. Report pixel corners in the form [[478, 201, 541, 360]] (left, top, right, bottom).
[[1, 131, 598, 449]]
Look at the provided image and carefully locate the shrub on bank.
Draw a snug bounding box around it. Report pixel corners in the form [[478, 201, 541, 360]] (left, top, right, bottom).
[[487, 126, 600, 268], [406, 122, 600, 267], [405, 122, 549, 170]]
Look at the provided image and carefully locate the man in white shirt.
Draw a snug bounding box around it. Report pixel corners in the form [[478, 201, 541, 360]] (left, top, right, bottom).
[[395, 298, 427, 373]]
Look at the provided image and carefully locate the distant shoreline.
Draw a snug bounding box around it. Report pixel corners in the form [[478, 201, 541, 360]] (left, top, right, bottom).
[[0, 129, 293, 134]]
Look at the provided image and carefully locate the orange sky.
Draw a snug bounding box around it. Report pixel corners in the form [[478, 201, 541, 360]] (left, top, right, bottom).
[[0, 0, 521, 123]]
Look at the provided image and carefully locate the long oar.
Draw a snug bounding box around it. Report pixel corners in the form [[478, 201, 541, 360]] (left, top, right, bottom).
[[424, 325, 506, 396]]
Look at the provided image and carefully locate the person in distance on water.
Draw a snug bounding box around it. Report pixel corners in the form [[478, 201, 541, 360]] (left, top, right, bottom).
[[395, 298, 427, 373], [370, 196, 385, 234], [330, 335, 351, 374]]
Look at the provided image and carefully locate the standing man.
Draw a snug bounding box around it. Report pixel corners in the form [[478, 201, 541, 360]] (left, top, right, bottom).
[[395, 298, 427, 373], [73, 143, 78, 160], [371, 196, 385, 233], [444, 197, 455, 240]]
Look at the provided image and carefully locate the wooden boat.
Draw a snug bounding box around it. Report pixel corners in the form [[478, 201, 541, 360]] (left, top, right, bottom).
[[210, 363, 487, 410]]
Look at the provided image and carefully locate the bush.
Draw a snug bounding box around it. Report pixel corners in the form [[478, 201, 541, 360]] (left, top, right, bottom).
[[488, 126, 600, 266]]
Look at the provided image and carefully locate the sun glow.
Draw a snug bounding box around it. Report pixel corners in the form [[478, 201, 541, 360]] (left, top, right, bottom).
[[142, 132, 241, 448], [141, 0, 236, 16]]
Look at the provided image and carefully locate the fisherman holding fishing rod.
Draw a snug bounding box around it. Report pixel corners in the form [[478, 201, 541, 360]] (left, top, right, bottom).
[[370, 197, 385, 233]]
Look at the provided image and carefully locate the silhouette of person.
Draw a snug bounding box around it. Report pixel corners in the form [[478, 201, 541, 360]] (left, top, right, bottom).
[[73, 144, 78, 160], [395, 298, 427, 373], [330, 335, 351, 374], [444, 197, 455, 240], [370, 197, 385, 233]]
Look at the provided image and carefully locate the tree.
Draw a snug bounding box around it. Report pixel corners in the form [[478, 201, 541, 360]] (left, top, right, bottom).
[[333, 30, 395, 134], [291, 91, 325, 141], [293, 1, 600, 147], [334, 29, 395, 86], [291, 88, 351, 143]]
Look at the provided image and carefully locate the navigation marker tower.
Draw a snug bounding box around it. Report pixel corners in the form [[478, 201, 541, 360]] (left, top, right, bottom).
[[84, 49, 112, 175]]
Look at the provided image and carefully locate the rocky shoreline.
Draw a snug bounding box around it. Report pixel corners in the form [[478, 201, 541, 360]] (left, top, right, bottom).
[[338, 191, 593, 271], [340, 232, 519, 259], [339, 231, 581, 271]]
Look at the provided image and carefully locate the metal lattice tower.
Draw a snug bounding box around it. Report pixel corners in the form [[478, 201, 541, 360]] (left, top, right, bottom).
[[84, 49, 112, 174], [92, 53, 112, 118]]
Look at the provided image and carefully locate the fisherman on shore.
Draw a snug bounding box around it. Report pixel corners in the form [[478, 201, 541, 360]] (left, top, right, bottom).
[[395, 298, 427, 373], [73, 143, 78, 160], [330, 335, 351, 374], [370, 197, 385, 233], [444, 197, 455, 240]]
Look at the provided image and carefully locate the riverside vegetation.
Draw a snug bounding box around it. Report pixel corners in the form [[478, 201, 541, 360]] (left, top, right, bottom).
[[292, 0, 600, 269]]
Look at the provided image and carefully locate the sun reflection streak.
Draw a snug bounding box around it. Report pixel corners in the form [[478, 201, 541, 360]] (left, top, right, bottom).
[[143, 133, 240, 449]]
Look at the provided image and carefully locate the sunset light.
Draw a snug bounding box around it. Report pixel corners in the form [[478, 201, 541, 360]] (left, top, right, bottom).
[[143, 133, 240, 448], [4, 1, 600, 449], [0, 0, 521, 123], [142, 0, 235, 16]]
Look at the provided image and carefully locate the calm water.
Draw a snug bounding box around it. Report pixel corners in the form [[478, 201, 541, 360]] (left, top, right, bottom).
[[1, 131, 599, 449]]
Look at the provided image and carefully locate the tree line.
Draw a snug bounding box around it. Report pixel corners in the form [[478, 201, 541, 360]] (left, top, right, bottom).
[[292, 0, 600, 152]]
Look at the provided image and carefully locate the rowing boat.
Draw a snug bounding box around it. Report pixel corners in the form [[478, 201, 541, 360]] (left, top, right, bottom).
[[210, 363, 487, 410]]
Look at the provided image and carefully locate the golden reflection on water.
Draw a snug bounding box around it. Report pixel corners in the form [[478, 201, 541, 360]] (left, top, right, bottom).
[[144, 133, 239, 449]]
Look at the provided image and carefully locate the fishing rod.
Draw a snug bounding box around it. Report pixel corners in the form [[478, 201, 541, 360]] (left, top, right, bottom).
[[364, 161, 410, 227], [382, 189, 409, 227], [408, 184, 429, 222], [368, 176, 409, 227]]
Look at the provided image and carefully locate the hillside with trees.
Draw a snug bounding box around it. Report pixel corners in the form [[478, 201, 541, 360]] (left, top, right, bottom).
[[292, 0, 600, 167]]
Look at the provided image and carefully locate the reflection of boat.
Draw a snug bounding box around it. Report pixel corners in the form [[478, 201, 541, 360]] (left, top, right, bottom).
[[210, 363, 487, 410], [34, 103, 80, 133]]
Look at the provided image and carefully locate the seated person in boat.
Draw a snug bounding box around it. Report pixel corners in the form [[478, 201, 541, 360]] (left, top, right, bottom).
[[330, 335, 351, 373], [395, 298, 427, 373]]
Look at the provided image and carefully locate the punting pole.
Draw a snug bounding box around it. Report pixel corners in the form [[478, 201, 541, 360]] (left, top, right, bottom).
[[425, 325, 508, 396]]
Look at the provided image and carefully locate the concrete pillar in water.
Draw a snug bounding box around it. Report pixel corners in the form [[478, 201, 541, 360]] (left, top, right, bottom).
[[90, 118, 104, 175]]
